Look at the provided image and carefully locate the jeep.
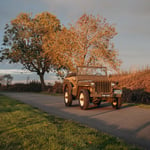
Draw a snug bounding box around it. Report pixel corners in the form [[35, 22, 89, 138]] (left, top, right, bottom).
[[63, 66, 122, 110]]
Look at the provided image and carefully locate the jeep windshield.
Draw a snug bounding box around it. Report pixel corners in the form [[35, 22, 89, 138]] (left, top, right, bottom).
[[77, 66, 107, 76]]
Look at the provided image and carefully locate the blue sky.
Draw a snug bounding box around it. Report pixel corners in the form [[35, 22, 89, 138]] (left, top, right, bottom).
[[0, 0, 150, 83]]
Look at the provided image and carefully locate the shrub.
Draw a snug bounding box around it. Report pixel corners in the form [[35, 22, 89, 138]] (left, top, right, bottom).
[[27, 81, 42, 92], [122, 88, 150, 104], [0, 81, 42, 92]]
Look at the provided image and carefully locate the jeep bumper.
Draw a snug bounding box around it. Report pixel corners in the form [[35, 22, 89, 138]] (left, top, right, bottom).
[[90, 89, 122, 99]]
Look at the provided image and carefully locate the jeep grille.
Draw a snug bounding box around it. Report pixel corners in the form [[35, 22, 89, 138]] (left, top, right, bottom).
[[95, 81, 111, 93]]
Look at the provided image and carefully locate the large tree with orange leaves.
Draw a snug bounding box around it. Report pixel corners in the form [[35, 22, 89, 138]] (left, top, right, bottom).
[[44, 14, 121, 75], [1, 12, 61, 89]]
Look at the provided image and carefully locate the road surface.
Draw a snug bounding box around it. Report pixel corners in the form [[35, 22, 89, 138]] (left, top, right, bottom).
[[1, 92, 150, 149]]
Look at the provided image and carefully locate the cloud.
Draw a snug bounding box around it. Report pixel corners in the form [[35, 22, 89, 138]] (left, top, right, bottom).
[[0, 0, 150, 73], [0, 69, 32, 75]]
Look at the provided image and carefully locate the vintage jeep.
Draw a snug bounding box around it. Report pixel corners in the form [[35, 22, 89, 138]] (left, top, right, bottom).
[[63, 66, 122, 110]]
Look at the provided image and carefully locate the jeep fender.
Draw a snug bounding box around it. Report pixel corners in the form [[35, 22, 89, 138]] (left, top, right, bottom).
[[63, 81, 73, 93]]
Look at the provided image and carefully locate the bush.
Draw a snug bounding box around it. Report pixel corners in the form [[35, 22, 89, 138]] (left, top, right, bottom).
[[0, 81, 64, 94], [0, 81, 42, 92], [27, 81, 42, 92], [122, 88, 150, 104]]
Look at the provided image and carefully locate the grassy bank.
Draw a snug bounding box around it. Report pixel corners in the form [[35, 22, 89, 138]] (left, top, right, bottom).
[[0, 94, 141, 150]]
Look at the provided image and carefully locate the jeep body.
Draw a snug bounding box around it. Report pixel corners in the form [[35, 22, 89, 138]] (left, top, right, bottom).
[[63, 66, 122, 110]]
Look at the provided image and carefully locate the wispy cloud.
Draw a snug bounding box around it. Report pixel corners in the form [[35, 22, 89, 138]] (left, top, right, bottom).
[[0, 69, 32, 75]]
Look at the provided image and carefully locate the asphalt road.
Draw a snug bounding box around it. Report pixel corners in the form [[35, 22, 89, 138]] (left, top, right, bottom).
[[1, 92, 150, 149]]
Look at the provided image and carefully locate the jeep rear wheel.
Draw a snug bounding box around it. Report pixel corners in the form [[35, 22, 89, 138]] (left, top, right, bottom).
[[79, 89, 89, 110], [112, 98, 122, 109], [64, 87, 72, 106]]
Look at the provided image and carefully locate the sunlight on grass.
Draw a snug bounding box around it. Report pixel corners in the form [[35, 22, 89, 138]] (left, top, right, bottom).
[[137, 104, 150, 109], [0, 94, 141, 150]]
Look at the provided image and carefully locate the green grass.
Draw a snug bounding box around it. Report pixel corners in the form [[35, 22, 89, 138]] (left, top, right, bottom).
[[137, 104, 150, 109], [123, 103, 150, 109], [0, 94, 141, 150]]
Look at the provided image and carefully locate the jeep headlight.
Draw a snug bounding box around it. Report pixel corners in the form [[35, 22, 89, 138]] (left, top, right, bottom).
[[111, 82, 115, 86], [90, 82, 95, 86]]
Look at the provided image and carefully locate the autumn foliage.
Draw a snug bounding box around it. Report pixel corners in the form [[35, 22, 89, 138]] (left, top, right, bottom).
[[1, 12, 61, 89], [1, 12, 121, 88], [44, 14, 121, 74]]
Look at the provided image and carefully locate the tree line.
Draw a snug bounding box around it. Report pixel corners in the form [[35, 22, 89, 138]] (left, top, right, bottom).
[[0, 12, 121, 90]]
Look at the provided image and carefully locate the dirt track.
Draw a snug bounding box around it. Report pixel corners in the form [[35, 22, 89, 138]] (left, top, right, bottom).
[[1, 92, 150, 149]]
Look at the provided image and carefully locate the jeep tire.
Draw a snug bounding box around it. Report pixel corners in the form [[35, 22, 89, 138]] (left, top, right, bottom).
[[79, 89, 90, 110], [112, 98, 122, 109], [64, 86, 72, 106]]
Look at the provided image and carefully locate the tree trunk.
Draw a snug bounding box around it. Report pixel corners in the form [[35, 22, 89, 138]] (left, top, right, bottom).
[[39, 73, 46, 91]]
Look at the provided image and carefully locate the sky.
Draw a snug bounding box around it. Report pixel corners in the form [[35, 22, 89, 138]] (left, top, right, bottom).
[[0, 0, 150, 84]]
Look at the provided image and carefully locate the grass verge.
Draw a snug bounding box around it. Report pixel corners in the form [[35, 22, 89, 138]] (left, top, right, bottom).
[[0, 94, 141, 150], [137, 104, 150, 109], [123, 103, 150, 109]]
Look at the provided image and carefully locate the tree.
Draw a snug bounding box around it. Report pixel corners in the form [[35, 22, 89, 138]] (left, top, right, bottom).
[[44, 14, 121, 75], [2, 74, 13, 87], [1, 12, 61, 90], [43, 27, 81, 75]]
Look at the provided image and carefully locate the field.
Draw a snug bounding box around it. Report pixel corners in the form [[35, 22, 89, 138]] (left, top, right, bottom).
[[113, 67, 150, 92], [111, 67, 150, 104], [0, 94, 141, 150]]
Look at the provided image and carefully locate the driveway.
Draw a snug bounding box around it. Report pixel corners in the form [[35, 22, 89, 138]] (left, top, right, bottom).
[[1, 92, 150, 149]]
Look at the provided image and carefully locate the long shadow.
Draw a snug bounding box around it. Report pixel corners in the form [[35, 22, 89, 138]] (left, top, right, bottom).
[[135, 121, 150, 133], [71, 101, 136, 110], [70, 104, 79, 107]]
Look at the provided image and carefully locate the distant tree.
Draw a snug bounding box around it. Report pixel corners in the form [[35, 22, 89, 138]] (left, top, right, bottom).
[[1, 74, 13, 87], [44, 14, 121, 75], [1, 12, 61, 90]]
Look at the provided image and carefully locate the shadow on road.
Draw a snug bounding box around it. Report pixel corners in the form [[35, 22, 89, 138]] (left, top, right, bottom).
[[71, 101, 136, 110]]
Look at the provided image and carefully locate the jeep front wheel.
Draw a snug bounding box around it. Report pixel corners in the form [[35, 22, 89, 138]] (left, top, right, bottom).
[[112, 98, 122, 109], [79, 89, 89, 110], [64, 87, 72, 106]]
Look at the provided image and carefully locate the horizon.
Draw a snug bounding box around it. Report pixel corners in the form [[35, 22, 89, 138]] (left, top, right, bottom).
[[0, 65, 149, 84]]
